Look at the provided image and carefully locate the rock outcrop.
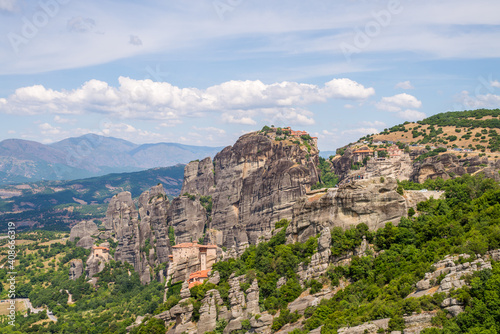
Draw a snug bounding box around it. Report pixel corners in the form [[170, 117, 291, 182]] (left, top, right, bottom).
[[208, 131, 320, 249], [76, 236, 95, 249], [86, 242, 111, 277], [167, 196, 208, 245], [69, 259, 83, 280], [411, 153, 500, 183], [288, 177, 407, 244], [198, 289, 223, 334], [106, 185, 173, 284], [411, 254, 492, 298], [182, 157, 215, 196], [70, 220, 98, 242]]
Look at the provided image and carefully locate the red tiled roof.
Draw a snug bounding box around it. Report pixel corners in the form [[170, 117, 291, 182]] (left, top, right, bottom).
[[93, 246, 109, 251], [189, 269, 210, 280], [353, 150, 373, 154], [188, 281, 203, 289]]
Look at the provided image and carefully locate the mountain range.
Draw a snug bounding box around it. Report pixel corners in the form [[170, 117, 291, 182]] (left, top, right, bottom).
[[0, 134, 223, 184]]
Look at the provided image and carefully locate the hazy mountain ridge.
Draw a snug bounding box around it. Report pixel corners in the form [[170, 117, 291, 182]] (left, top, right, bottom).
[[0, 134, 223, 184], [0, 165, 185, 231]]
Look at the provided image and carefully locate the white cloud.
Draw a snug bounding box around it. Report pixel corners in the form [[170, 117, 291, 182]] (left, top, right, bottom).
[[360, 120, 385, 127], [344, 104, 354, 109], [221, 114, 257, 125], [0, 0, 16, 12], [455, 91, 500, 109], [395, 81, 414, 90], [261, 107, 316, 126], [341, 127, 379, 136], [491, 81, 500, 88], [0, 77, 374, 124], [39, 123, 61, 135], [53, 115, 75, 124], [192, 126, 226, 135], [376, 93, 422, 112], [323, 78, 375, 100], [398, 109, 426, 121]]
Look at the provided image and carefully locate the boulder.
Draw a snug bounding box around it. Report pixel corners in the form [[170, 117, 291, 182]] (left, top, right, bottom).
[[69, 259, 83, 280], [76, 236, 94, 249], [70, 220, 98, 242]]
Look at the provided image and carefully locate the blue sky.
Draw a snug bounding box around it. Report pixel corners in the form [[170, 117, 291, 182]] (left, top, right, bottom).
[[1, 0, 500, 152]]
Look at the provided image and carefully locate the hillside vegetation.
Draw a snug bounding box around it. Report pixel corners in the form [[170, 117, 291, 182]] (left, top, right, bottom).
[[372, 109, 500, 154]]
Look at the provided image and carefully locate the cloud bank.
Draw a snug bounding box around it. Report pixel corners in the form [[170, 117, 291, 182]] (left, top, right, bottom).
[[0, 77, 375, 125]]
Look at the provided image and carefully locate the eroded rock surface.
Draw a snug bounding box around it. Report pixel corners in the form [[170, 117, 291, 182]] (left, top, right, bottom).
[[288, 177, 407, 244], [69, 259, 83, 280], [70, 220, 98, 242]]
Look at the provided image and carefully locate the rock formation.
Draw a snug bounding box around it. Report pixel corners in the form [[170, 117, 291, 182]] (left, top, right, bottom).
[[86, 243, 111, 277], [69, 259, 83, 280], [70, 220, 98, 242], [182, 157, 215, 196], [288, 177, 407, 244], [410, 153, 500, 183], [410, 253, 492, 298], [197, 289, 223, 334], [106, 185, 172, 284], [167, 196, 208, 245], [208, 130, 320, 249]]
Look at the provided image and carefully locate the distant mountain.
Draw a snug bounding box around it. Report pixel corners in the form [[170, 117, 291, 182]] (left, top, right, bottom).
[[0, 134, 223, 184], [0, 165, 185, 231]]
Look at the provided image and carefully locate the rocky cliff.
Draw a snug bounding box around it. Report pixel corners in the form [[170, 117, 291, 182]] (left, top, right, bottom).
[[104, 185, 173, 283], [207, 130, 320, 249], [287, 177, 407, 244], [331, 145, 500, 185], [410, 153, 500, 183]]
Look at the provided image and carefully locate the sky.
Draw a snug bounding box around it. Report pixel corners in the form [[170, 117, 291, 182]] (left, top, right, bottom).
[[1, 0, 500, 152]]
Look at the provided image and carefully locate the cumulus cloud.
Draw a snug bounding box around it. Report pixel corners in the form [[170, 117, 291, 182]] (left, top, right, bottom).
[[54, 115, 75, 124], [491, 81, 500, 88], [376, 93, 422, 112], [39, 123, 62, 135], [394, 81, 414, 90], [341, 127, 379, 136], [360, 120, 385, 128], [221, 113, 257, 125], [376, 93, 425, 121], [0, 77, 374, 125], [398, 109, 426, 121], [0, 0, 16, 12], [323, 78, 375, 99], [455, 91, 500, 109], [129, 35, 143, 46]]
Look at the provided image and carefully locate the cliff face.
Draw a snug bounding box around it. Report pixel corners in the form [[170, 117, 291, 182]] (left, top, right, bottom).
[[105, 185, 172, 283], [208, 132, 320, 248], [332, 146, 500, 185], [181, 157, 215, 196], [167, 196, 208, 244], [410, 153, 500, 183], [287, 177, 407, 244]]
